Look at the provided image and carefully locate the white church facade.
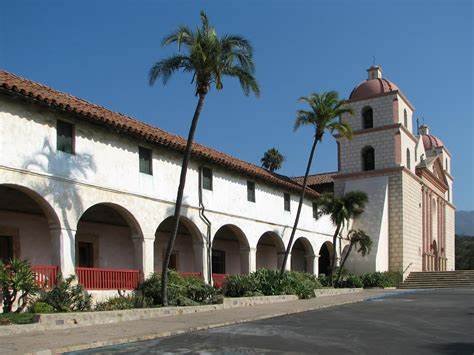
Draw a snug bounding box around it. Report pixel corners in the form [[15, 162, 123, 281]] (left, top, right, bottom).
[[0, 66, 455, 293]]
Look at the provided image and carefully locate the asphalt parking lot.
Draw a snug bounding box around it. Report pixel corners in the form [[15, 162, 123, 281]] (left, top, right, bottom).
[[70, 288, 474, 354]]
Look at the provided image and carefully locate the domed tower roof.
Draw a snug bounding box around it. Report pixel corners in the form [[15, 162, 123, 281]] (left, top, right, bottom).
[[419, 125, 444, 150], [349, 65, 400, 101]]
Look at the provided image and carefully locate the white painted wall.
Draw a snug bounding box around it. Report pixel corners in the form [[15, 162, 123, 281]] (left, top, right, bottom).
[[0, 97, 335, 278]]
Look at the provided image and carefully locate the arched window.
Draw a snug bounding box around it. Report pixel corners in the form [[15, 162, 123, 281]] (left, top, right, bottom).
[[403, 109, 408, 128], [362, 146, 375, 171], [445, 158, 448, 172], [406, 148, 411, 169], [362, 106, 373, 129]]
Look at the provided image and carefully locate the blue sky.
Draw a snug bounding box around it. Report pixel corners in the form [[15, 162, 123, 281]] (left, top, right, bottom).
[[1, 1, 473, 210]]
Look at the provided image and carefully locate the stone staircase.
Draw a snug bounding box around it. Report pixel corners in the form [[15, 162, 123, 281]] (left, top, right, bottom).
[[400, 270, 474, 289]]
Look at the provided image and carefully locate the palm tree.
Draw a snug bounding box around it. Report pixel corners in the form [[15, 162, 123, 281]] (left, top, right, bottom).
[[280, 91, 353, 274], [317, 191, 368, 281], [149, 11, 259, 306], [337, 229, 373, 282], [261, 148, 284, 172]]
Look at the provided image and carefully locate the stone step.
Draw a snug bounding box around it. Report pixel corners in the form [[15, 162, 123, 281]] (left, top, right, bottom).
[[401, 271, 474, 289]]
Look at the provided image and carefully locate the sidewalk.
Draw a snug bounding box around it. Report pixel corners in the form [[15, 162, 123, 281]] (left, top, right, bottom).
[[0, 289, 399, 354]]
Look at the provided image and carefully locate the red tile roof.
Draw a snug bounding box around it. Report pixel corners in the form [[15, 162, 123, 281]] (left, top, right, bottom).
[[292, 172, 336, 186], [0, 70, 319, 198]]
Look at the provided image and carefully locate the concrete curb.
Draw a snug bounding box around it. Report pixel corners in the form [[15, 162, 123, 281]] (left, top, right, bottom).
[[1, 289, 362, 337], [41, 290, 380, 355]]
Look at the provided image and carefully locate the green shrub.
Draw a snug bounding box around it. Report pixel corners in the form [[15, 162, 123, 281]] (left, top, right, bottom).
[[37, 275, 91, 312], [0, 259, 39, 313], [0, 312, 37, 325], [361, 271, 402, 288], [317, 274, 332, 287], [335, 274, 363, 288], [223, 274, 259, 297], [223, 270, 321, 299], [94, 294, 147, 311], [29, 301, 55, 314], [138, 271, 221, 306]]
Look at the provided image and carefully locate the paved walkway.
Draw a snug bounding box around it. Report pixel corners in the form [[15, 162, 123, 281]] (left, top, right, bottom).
[[0, 289, 396, 354]]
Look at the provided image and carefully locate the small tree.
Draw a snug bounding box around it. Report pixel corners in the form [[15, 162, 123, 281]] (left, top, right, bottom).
[[0, 259, 39, 313], [317, 191, 368, 281], [337, 229, 373, 282], [261, 148, 285, 172]]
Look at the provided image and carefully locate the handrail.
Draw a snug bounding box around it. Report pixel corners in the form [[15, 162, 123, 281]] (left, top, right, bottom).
[[76, 267, 140, 290]]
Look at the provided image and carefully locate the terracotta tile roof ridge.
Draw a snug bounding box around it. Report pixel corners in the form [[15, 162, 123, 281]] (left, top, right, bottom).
[[0, 69, 318, 198], [291, 171, 337, 185]]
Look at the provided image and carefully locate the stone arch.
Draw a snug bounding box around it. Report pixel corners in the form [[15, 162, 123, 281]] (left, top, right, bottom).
[[318, 241, 334, 276], [0, 183, 61, 265], [362, 106, 373, 129], [256, 231, 285, 270], [154, 215, 204, 274], [75, 202, 142, 269], [212, 224, 250, 275], [290, 237, 315, 273]]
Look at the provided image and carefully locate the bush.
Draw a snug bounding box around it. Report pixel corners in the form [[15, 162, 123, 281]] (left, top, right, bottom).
[[94, 294, 147, 311], [37, 275, 92, 312], [0, 312, 37, 325], [361, 272, 402, 288], [29, 301, 55, 314], [223, 270, 321, 299], [335, 274, 363, 288], [0, 259, 39, 313], [138, 271, 221, 307]]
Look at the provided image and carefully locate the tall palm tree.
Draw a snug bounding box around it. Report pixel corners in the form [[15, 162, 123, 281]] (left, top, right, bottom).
[[261, 148, 284, 172], [317, 191, 368, 281], [337, 229, 373, 282], [280, 91, 353, 274], [149, 11, 259, 305]]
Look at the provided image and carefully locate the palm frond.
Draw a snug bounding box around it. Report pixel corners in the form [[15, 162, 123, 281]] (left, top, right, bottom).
[[149, 55, 191, 86]]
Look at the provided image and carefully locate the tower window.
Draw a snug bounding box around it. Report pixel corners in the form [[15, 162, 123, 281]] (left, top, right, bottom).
[[139, 147, 153, 175], [362, 106, 373, 129], [362, 146, 375, 171], [445, 158, 448, 172], [247, 181, 256, 202], [404, 109, 408, 128], [284, 193, 291, 211], [406, 148, 411, 169], [202, 167, 213, 190], [57, 120, 74, 154]]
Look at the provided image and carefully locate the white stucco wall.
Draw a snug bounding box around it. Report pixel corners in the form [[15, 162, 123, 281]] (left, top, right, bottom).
[[341, 176, 390, 273], [0, 96, 335, 279]]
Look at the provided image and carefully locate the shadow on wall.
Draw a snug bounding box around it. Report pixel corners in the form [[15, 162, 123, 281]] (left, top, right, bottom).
[[22, 138, 97, 264]]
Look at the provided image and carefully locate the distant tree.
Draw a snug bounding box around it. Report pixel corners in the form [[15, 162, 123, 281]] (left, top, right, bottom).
[[317, 191, 368, 281], [280, 91, 353, 274], [337, 229, 373, 282], [149, 11, 260, 306], [455, 235, 474, 270], [261, 148, 284, 172]]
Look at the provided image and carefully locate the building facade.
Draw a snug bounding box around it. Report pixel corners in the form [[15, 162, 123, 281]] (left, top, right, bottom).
[[332, 66, 455, 275], [0, 66, 454, 295]]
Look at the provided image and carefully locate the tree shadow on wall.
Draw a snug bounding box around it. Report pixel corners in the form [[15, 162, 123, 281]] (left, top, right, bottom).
[[22, 138, 97, 263]]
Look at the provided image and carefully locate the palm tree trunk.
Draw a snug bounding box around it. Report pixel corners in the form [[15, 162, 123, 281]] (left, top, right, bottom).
[[336, 242, 353, 282], [280, 136, 318, 275], [161, 93, 206, 306], [329, 224, 341, 284]]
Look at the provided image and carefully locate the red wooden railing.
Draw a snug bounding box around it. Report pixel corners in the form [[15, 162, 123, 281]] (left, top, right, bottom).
[[179, 272, 203, 279], [32, 265, 58, 289], [76, 267, 140, 290], [212, 273, 228, 289]]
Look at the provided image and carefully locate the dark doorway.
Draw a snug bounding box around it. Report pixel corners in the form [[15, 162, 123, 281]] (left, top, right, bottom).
[[319, 242, 332, 276], [212, 249, 226, 274], [0, 235, 13, 263], [78, 241, 94, 267]]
